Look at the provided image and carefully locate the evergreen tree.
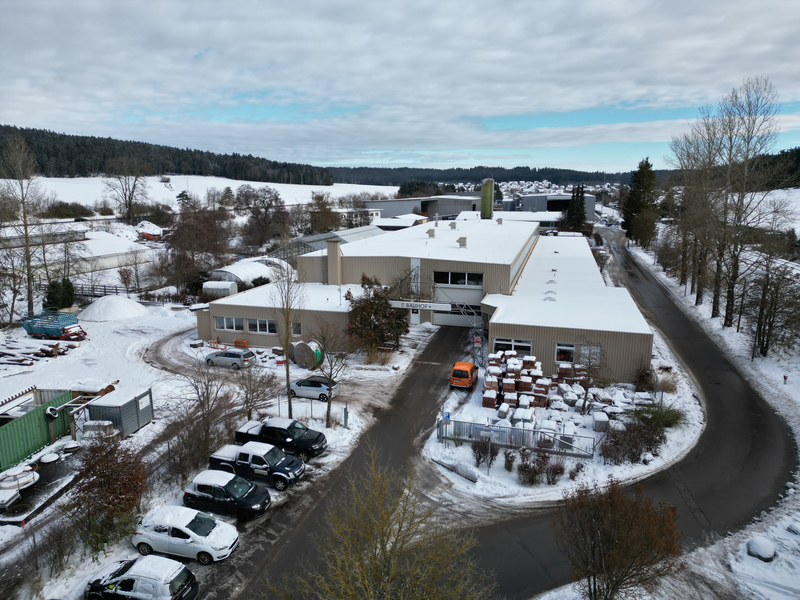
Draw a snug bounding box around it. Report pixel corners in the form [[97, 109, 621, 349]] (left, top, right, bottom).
[[622, 158, 658, 242], [565, 184, 586, 231], [61, 277, 75, 308]]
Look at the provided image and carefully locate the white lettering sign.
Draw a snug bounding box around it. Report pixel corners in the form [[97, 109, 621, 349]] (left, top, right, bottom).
[[389, 301, 452, 311]]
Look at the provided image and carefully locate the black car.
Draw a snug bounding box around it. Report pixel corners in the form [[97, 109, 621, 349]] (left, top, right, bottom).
[[235, 416, 327, 462], [183, 470, 271, 520], [84, 555, 198, 600]]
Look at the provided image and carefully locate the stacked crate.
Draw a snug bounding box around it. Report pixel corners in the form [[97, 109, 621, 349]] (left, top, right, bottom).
[[482, 389, 498, 408], [504, 392, 518, 408], [522, 355, 537, 369], [532, 377, 551, 408]]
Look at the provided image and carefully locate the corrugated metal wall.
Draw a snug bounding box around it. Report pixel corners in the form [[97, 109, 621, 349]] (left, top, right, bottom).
[[0, 390, 72, 472], [88, 389, 154, 438], [489, 323, 653, 383]]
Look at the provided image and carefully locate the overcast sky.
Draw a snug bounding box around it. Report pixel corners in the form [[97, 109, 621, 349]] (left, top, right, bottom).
[[2, 0, 799, 173]]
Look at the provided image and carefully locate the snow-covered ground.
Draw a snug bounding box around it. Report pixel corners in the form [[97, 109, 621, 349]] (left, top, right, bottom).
[[33, 175, 398, 210], [424, 328, 703, 506], [533, 240, 800, 600], [0, 296, 438, 600]]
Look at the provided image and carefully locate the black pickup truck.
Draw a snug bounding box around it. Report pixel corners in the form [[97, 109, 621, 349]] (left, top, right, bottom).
[[208, 442, 304, 491], [235, 417, 327, 463]]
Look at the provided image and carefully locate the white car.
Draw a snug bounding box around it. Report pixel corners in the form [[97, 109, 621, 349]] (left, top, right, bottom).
[[206, 348, 255, 369], [289, 376, 340, 401], [132, 506, 239, 565]]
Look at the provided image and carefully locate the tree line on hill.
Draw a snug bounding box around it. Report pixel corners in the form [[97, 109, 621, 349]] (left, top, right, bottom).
[[0, 125, 334, 185]]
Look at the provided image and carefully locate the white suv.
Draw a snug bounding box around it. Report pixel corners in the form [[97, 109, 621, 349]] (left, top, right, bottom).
[[206, 348, 255, 369], [132, 506, 239, 565]]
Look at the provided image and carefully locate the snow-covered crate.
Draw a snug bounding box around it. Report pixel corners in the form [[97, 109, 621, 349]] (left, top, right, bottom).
[[483, 375, 498, 391], [502, 378, 516, 392], [505, 392, 518, 408], [522, 356, 537, 369], [482, 389, 498, 408], [516, 376, 533, 392], [592, 411, 609, 432], [497, 403, 510, 419]]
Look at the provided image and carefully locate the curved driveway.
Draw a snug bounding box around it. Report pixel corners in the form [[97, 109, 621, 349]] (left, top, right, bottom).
[[472, 238, 797, 599]]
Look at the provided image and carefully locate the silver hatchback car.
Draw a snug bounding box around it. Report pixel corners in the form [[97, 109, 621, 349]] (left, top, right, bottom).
[[206, 348, 255, 369]]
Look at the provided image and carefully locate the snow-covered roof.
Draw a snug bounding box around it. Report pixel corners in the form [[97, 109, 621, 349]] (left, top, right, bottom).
[[456, 211, 563, 222], [192, 470, 235, 487], [304, 219, 539, 265], [126, 555, 184, 582], [485, 236, 651, 335], [372, 217, 421, 228], [210, 282, 359, 312], [211, 260, 277, 285], [142, 505, 199, 528], [264, 416, 295, 428]]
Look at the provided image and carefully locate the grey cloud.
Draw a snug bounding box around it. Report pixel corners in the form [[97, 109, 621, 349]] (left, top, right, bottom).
[[1, 0, 798, 170]]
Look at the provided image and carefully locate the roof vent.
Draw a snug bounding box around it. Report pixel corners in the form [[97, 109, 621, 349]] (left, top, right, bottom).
[[545, 290, 557, 295], [427, 229, 436, 238], [497, 218, 503, 225], [544, 297, 557, 301], [450, 222, 457, 230], [457, 236, 467, 248], [546, 279, 557, 284]]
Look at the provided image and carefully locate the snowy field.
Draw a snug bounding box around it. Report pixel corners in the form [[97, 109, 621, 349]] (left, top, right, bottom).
[[0, 296, 437, 600], [33, 175, 398, 210]]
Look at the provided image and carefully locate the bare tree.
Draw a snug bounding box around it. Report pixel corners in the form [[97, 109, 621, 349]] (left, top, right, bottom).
[[103, 156, 150, 224], [233, 366, 281, 420], [0, 238, 24, 325], [0, 135, 47, 315], [308, 191, 340, 233], [553, 478, 682, 600], [270, 263, 306, 419], [268, 448, 497, 600], [669, 77, 784, 326], [314, 316, 353, 428]]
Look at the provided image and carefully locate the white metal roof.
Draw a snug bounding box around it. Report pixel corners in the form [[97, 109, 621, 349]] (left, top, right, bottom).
[[456, 211, 563, 222], [304, 219, 539, 265], [485, 236, 651, 335]]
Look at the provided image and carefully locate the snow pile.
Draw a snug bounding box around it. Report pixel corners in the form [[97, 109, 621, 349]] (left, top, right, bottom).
[[79, 296, 150, 322], [747, 536, 777, 562]]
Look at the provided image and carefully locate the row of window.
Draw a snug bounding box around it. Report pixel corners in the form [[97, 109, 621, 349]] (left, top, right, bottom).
[[433, 271, 484, 286], [493, 339, 601, 365], [215, 316, 302, 336]]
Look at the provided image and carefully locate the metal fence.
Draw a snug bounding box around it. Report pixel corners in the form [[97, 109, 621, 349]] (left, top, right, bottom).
[[36, 282, 131, 297], [437, 418, 599, 459]]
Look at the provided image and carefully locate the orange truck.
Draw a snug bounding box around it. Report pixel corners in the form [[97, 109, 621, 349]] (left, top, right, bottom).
[[450, 361, 477, 389]]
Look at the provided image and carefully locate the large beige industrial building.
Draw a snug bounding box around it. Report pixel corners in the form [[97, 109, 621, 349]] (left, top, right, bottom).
[[195, 214, 652, 383]]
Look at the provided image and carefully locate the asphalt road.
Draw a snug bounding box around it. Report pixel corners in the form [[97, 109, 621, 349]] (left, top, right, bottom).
[[226, 325, 471, 600], [470, 235, 797, 599]]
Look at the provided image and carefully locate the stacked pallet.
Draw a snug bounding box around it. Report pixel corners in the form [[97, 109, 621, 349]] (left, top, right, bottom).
[[483, 375, 499, 391], [516, 375, 533, 393], [482, 389, 498, 408], [502, 378, 516, 393], [522, 355, 537, 369], [504, 392, 518, 408], [532, 377, 551, 408], [488, 351, 504, 366]]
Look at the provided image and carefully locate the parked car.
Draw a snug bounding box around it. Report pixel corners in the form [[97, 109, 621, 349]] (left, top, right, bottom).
[[206, 348, 255, 369], [450, 361, 477, 389], [208, 441, 305, 491], [183, 470, 271, 520], [132, 506, 239, 565], [83, 554, 198, 600], [235, 416, 327, 462], [290, 376, 339, 401]]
